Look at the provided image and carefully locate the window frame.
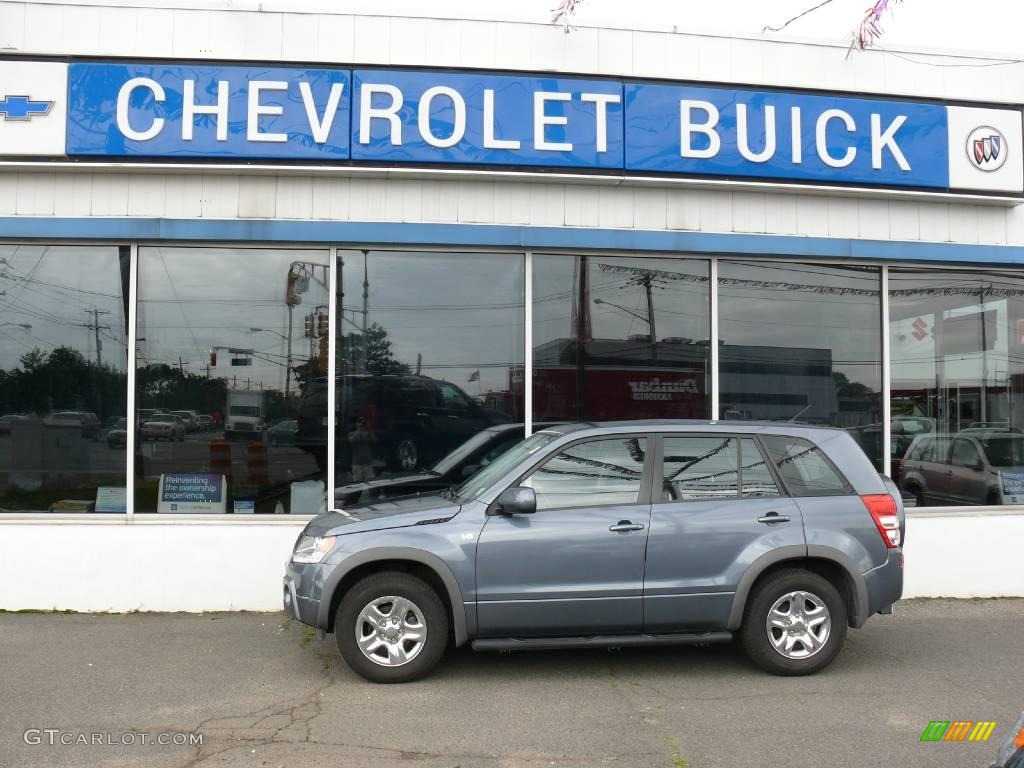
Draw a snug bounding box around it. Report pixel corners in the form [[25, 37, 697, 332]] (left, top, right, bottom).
[[494, 432, 657, 514]]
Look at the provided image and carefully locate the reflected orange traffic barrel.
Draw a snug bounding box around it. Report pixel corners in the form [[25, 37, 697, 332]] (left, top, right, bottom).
[[246, 440, 269, 486], [210, 439, 232, 480]]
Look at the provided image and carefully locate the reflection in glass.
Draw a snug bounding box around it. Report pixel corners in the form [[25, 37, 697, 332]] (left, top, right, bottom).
[[532, 255, 710, 421], [0, 245, 128, 513], [718, 261, 882, 469], [334, 251, 524, 490], [890, 268, 1024, 506], [662, 436, 738, 501], [135, 247, 329, 513], [523, 437, 647, 510]]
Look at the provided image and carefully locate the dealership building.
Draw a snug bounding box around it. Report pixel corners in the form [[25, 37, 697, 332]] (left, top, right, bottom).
[[0, 0, 1022, 611]]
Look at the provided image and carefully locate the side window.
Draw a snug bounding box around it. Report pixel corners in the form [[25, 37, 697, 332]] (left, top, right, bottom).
[[662, 436, 739, 501], [523, 437, 647, 511], [929, 437, 952, 463], [907, 437, 932, 461], [951, 439, 980, 468], [740, 438, 781, 498], [441, 383, 473, 409], [762, 435, 850, 497]]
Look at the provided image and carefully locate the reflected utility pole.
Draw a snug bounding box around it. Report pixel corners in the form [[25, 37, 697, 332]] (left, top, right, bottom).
[[82, 308, 111, 366]]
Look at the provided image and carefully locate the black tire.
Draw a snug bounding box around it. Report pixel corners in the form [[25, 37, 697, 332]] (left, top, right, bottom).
[[905, 483, 925, 508], [335, 572, 449, 683], [739, 569, 847, 676]]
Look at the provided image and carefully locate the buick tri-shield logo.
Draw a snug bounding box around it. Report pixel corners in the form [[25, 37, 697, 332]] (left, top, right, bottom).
[[967, 125, 1008, 172]]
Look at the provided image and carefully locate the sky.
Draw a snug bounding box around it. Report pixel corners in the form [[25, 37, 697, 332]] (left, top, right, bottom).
[[187, 0, 1024, 59]]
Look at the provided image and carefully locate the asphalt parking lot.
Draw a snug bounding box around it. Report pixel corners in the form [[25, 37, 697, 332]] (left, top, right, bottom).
[[1, 599, 1021, 768]]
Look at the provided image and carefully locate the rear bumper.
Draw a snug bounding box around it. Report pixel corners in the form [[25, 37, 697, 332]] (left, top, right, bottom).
[[859, 549, 904, 627]]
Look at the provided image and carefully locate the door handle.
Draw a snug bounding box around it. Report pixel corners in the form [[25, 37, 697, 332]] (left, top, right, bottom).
[[447, 414, 459, 420], [757, 512, 791, 524], [609, 520, 645, 532]]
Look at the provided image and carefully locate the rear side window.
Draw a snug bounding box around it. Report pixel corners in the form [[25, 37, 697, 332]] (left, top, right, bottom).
[[740, 438, 781, 498], [662, 436, 739, 501], [762, 435, 850, 497], [906, 437, 932, 461]]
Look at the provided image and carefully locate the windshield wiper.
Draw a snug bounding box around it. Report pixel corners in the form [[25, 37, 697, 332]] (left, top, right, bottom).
[[439, 485, 459, 502]]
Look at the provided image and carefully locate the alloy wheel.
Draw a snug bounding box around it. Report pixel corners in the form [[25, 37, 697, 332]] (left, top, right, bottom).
[[765, 590, 831, 660], [355, 595, 427, 667]]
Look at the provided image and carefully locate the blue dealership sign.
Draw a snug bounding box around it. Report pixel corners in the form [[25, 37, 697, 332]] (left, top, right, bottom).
[[51, 60, 1022, 194], [351, 69, 623, 169], [624, 83, 950, 187], [67, 63, 350, 159]]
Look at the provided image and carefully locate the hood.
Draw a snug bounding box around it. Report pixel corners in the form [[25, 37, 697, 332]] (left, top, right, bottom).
[[304, 493, 461, 537], [335, 471, 439, 496]]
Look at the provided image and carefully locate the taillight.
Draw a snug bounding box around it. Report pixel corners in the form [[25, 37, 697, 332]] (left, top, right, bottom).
[[862, 494, 901, 548]]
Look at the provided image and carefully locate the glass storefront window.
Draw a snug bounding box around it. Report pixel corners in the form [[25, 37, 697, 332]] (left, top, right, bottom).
[[717, 261, 883, 469], [334, 251, 524, 494], [890, 267, 1024, 506], [134, 247, 329, 513], [0, 245, 128, 513], [532, 255, 710, 422]]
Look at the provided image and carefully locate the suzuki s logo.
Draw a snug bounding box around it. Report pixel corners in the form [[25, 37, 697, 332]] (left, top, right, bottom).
[[966, 126, 1007, 172], [0, 95, 54, 121]]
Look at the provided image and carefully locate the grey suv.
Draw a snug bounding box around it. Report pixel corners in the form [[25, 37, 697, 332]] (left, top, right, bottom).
[[283, 421, 904, 683]]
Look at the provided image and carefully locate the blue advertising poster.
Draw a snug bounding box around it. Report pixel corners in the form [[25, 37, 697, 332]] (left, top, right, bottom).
[[351, 69, 624, 168], [624, 83, 950, 187], [66, 63, 350, 159], [999, 470, 1024, 504], [158, 473, 226, 513]]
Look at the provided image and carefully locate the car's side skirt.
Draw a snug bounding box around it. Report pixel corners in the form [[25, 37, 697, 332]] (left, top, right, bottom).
[[470, 632, 731, 652]]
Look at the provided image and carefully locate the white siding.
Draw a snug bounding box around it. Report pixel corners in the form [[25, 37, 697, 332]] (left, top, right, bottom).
[[0, 171, 1022, 250], [1, 3, 1021, 104]]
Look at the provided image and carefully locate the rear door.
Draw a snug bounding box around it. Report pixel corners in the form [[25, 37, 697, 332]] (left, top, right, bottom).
[[643, 434, 805, 632]]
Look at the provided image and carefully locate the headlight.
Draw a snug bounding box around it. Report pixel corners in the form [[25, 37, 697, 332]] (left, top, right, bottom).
[[292, 535, 336, 564]]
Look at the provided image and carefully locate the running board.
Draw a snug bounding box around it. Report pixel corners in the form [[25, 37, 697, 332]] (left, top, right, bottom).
[[471, 632, 731, 652]]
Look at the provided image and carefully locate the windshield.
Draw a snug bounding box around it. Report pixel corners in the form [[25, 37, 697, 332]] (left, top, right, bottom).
[[453, 431, 560, 502], [230, 406, 260, 416], [433, 428, 506, 475], [981, 437, 1024, 468]]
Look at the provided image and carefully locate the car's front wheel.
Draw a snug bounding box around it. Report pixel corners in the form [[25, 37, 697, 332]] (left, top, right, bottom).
[[335, 572, 448, 683], [740, 569, 846, 676]]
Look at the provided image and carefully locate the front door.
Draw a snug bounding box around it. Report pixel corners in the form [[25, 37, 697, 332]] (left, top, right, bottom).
[[643, 435, 805, 632], [476, 435, 652, 637]]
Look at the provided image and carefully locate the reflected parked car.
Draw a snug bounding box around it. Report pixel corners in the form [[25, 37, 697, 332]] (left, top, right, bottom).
[[195, 414, 214, 432], [171, 410, 197, 433], [141, 413, 186, 442], [899, 432, 1024, 506], [268, 419, 299, 446], [107, 417, 129, 448], [299, 374, 506, 475], [0, 413, 29, 435], [49, 410, 101, 439], [335, 423, 554, 506]]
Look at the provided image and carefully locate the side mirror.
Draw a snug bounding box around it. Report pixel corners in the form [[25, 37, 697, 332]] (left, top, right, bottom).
[[495, 486, 536, 516], [460, 464, 481, 480]]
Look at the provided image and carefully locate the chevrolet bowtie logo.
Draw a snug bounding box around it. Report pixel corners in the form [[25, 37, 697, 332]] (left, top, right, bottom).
[[0, 95, 54, 121]]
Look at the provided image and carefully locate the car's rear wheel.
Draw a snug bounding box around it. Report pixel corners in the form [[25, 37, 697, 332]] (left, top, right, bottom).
[[740, 569, 846, 676], [335, 572, 448, 683], [904, 483, 925, 508]]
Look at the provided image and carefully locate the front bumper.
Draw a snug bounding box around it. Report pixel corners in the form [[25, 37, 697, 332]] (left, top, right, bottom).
[[282, 560, 326, 628]]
